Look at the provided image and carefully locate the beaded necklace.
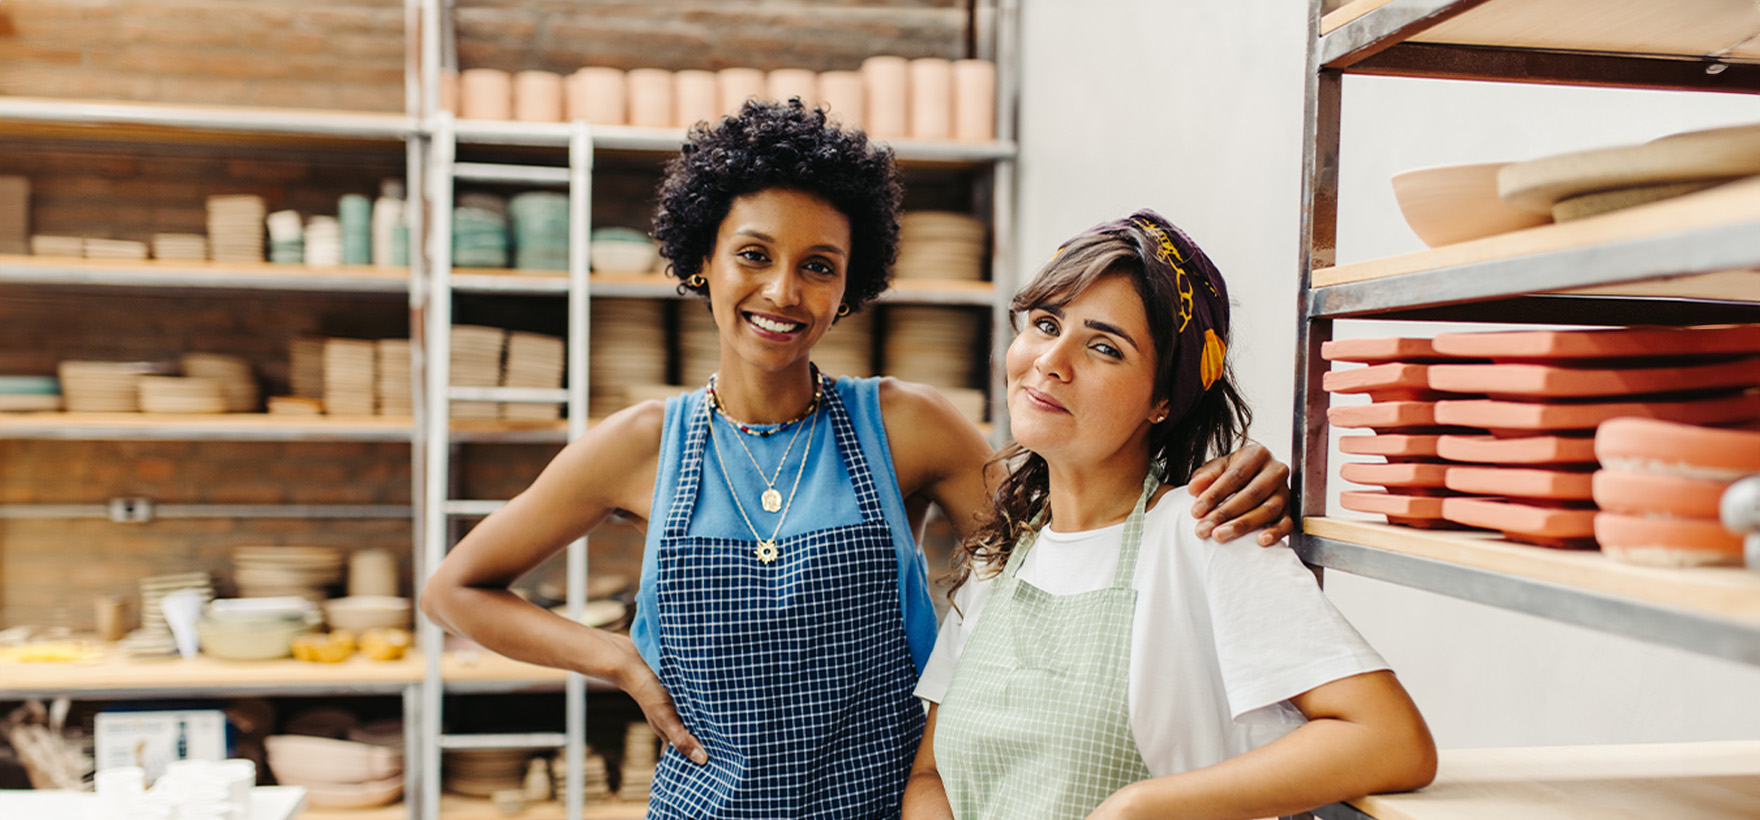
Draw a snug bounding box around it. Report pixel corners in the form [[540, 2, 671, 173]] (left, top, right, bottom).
[[705, 364, 825, 437]]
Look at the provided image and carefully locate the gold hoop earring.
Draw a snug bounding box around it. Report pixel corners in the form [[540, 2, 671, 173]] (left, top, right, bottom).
[[837, 303, 851, 317], [686, 274, 707, 289]]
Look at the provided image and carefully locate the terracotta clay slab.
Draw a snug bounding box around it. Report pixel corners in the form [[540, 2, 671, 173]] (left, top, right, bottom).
[[1441, 497, 1599, 548], [1430, 324, 1760, 361], [1328, 401, 1439, 430], [1595, 416, 1760, 477], [1339, 490, 1458, 529], [1434, 392, 1760, 433], [1321, 337, 1455, 364], [1445, 466, 1596, 500], [1427, 356, 1760, 399], [1592, 469, 1729, 519], [1323, 363, 1456, 402], [1340, 461, 1451, 489], [1436, 434, 1599, 465], [1595, 511, 1745, 567], [1339, 434, 1443, 459]]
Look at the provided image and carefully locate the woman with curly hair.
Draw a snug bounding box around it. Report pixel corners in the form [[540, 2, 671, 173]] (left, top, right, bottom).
[[422, 101, 1294, 818], [903, 211, 1434, 820]]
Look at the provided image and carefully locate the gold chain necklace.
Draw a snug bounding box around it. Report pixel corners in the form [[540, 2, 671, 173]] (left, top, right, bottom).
[[707, 395, 819, 564], [718, 406, 808, 513]]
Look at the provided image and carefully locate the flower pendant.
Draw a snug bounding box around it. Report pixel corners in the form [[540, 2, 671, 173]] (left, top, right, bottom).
[[754, 541, 779, 564]]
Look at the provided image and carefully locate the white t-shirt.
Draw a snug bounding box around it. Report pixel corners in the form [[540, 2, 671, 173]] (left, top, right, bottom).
[[915, 489, 1389, 777]]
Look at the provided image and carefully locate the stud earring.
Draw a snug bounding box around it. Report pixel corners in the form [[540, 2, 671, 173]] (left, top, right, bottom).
[[686, 274, 707, 289], [1153, 414, 1167, 424]]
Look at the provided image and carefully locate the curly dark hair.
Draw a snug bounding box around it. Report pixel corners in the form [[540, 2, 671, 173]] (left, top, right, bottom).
[[652, 98, 903, 312]]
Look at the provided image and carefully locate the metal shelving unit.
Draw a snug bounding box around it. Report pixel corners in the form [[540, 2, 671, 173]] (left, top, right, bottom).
[[1295, 2, 1760, 818]]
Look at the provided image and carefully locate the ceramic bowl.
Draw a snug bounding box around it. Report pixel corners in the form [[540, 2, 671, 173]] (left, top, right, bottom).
[[323, 596, 411, 631], [265, 735, 402, 784], [301, 774, 404, 810], [589, 229, 658, 274], [197, 610, 319, 660], [1390, 162, 1551, 247]]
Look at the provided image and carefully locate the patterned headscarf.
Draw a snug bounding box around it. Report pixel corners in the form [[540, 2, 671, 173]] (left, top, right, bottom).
[[1059, 209, 1230, 427]]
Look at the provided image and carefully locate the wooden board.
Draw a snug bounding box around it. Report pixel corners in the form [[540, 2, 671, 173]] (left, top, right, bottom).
[[1311, 177, 1760, 289], [1304, 517, 1760, 627], [0, 649, 593, 694], [1414, 0, 1760, 61], [1350, 741, 1760, 820], [299, 795, 647, 820], [0, 254, 411, 286]]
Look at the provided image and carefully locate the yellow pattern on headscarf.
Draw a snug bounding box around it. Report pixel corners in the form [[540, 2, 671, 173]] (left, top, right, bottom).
[[1132, 217, 1194, 333], [1200, 329, 1226, 389]]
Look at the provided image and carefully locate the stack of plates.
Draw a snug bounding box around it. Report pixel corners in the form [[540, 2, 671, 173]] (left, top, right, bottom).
[[30, 235, 84, 257], [84, 238, 149, 261], [118, 628, 179, 659], [376, 339, 412, 417], [676, 303, 720, 391], [895, 212, 986, 280], [267, 210, 305, 265], [59, 361, 172, 412], [0, 175, 24, 255], [454, 193, 509, 269], [618, 723, 658, 802], [882, 306, 981, 391], [0, 375, 61, 412], [139, 571, 215, 637], [452, 325, 507, 420], [152, 233, 208, 262], [268, 396, 324, 415], [323, 339, 378, 416], [137, 375, 227, 414], [443, 749, 530, 797], [814, 309, 874, 379], [502, 331, 565, 421], [550, 747, 614, 802], [290, 337, 327, 399], [590, 300, 668, 417], [305, 216, 343, 267], [339, 194, 372, 266], [510, 191, 569, 272], [208, 195, 267, 263], [182, 353, 258, 412], [233, 545, 344, 601]]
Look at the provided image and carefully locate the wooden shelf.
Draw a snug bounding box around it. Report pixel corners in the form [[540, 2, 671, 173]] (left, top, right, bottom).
[[0, 255, 411, 294], [299, 795, 647, 820], [1326, 741, 1760, 820], [451, 117, 1016, 164], [0, 413, 417, 442], [1320, 0, 1760, 64], [0, 97, 413, 147], [451, 269, 1000, 305]]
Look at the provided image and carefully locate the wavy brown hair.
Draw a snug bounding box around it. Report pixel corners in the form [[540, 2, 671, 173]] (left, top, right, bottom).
[[946, 230, 1252, 601]]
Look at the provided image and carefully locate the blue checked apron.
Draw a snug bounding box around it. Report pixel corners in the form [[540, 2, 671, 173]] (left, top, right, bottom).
[[648, 380, 924, 819], [934, 471, 1160, 819]]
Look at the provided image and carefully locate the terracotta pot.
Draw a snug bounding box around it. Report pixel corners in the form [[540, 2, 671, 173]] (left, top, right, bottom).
[[1340, 489, 1460, 529], [1441, 497, 1599, 548], [1434, 393, 1760, 433], [861, 55, 909, 138], [766, 68, 819, 108], [1444, 466, 1595, 500], [626, 68, 674, 128], [1595, 511, 1745, 567], [1435, 434, 1599, 466], [717, 67, 767, 118], [952, 59, 995, 142], [907, 57, 952, 139], [1427, 356, 1760, 399], [1339, 434, 1443, 459], [1594, 416, 1760, 478], [1340, 461, 1450, 489], [1592, 469, 1730, 519], [673, 69, 719, 128], [1430, 324, 1760, 361], [459, 68, 513, 120], [513, 70, 564, 123], [568, 67, 626, 125], [1321, 336, 1464, 363], [818, 70, 864, 129], [437, 70, 459, 114]]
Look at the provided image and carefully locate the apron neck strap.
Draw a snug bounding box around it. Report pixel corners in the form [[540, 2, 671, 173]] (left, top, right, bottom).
[[1004, 468, 1161, 589]]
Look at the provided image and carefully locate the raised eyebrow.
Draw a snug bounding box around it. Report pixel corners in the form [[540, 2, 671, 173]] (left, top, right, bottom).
[[1083, 319, 1142, 351]]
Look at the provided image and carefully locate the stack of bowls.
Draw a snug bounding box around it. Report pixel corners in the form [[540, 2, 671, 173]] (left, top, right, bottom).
[[207, 195, 266, 263], [182, 353, 258, 413], [589, 300, 668, 418], [882, 306, 980, 391], [232, 545, 344, 601], [896, 212, 986, 280], [266, 734, 403, 810], [59, 361, 172, 412], [136, 376, 227, 414], [444, 748, 531, 797], [589, 227, 658, 275], [454, 193, 510, 269], [339, 194, 372, 266], [502, 331, 566, 421], [510, 191, 569, 272], [323, 596, 412, 631], [197, 597, 320, 661], [267, 210, 305, 265], [451, 325, 507, 420]]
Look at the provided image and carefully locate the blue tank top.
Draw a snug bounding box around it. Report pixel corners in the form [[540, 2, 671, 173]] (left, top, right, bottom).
[[632, 376, 939, 674]]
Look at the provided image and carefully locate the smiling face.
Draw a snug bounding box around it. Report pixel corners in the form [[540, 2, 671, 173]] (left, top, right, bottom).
[[703, 188, 852, 375], [1006, 272, 1169, 471]]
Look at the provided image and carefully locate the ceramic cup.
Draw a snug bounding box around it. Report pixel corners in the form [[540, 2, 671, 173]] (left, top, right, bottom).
[[568, 67, 626, 125], [907, 58, 953, 139], [861, 56, 909, 138], [348, 548, 398, 598], [626, 68, 675, 128], [817, 70, 864, 129], [513, 70, 564, 123], [437, 70, 459, 115], [766, 68, 819, 108], [459, 68, 513, 121], [952, 59, 996, 142], [717, 67, 766, 118], [673, 69, 719, 128]]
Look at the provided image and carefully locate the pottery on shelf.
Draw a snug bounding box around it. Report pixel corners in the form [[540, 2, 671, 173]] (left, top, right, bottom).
[[860, 56, 909, 138], [1594, 511, 1746, 567], [1323, 362, 1453, 401], [1497, 122, 1760, 214], [568, 67, 627, 125], [673, 69, 719, 129], [1339, 434, 1444, 459], [512, 70, 564, 123], [1327, 400, 1442, 430], [1444, 466, 1595, 501], [1339, 489, 1457, 529], [717, 67, 767, 118], [1440, 497, 1599, 548], [1426, 356, 1760, 398], [625, 68, 674, 128], [1433, 393, 1760, 433], [818, 70, 865, 129], [952, 59, 996, 142], [907, 57, 952, 139], [1340, 461, 1450, 489], [1321, 336, 1466, 363], [1551, 178, 1736, 222], [1591, 469, 1730, 519], [1594, 416, 1760, 478], [1435, 434, 1599, 466], [1390, 162, 1552, 247], [1429, 324, 1760, 361], [459, 69, 513, 121], [766, 68, 819, 108]]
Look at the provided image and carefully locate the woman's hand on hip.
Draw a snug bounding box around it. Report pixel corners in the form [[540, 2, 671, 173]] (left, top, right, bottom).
[[613, 642, 708, 765], [1188, 440, 1293, 546]]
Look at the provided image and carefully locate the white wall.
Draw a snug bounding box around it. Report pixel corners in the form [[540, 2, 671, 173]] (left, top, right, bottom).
[[1015, 0, 1760, 749]]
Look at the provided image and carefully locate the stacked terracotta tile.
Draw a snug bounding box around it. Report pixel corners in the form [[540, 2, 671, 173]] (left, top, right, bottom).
[[1593, 417, 1760, 567], [1325, 325, 1760, 549]]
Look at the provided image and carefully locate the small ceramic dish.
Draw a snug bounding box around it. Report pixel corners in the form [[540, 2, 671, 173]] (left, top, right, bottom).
[[1391, 161, 1552, 246], [1591, 469, 1730, 519], [265, 734, 403, 784], [1594, 511, 1745, 567]]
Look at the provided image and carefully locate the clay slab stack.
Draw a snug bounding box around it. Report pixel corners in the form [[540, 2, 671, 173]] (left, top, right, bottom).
[[290, 337, 327, 400], [207, 195, 267, 263], [451, 325, 507, 420], [137, 375, 227, 414], [550, 747, 613, 803], [0, 175, 26, 255], [323, 339, 378, 416], [617, 722, 657, 803], [376, 339, 412, 417], [882, 305, 980, 392], [895, 211, 986, 281], [443, 749, 529, 797], [84, 238, 149, 261], [182, 353, 258, 412], [30, 235, 84, 257], [815, 308, 874, 380], [502, 331, 565, 421], [232, 545, 343, 601], [152, 233, 208, 262], [590, 300, 668, 418], [59, 360, 172, 413], [1593, 417, 1760, 567]]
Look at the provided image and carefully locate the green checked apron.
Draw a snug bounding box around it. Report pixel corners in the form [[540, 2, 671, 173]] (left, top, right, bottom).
[[935, 472, 1159, 820]]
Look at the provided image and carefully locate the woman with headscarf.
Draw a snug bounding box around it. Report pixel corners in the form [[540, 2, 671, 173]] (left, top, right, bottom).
[[905, 211, 1435, 820]]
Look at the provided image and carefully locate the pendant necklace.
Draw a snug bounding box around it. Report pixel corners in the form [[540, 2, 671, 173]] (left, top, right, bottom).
[[707, 391, 820, 564], [707, 375, 814, 513]]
